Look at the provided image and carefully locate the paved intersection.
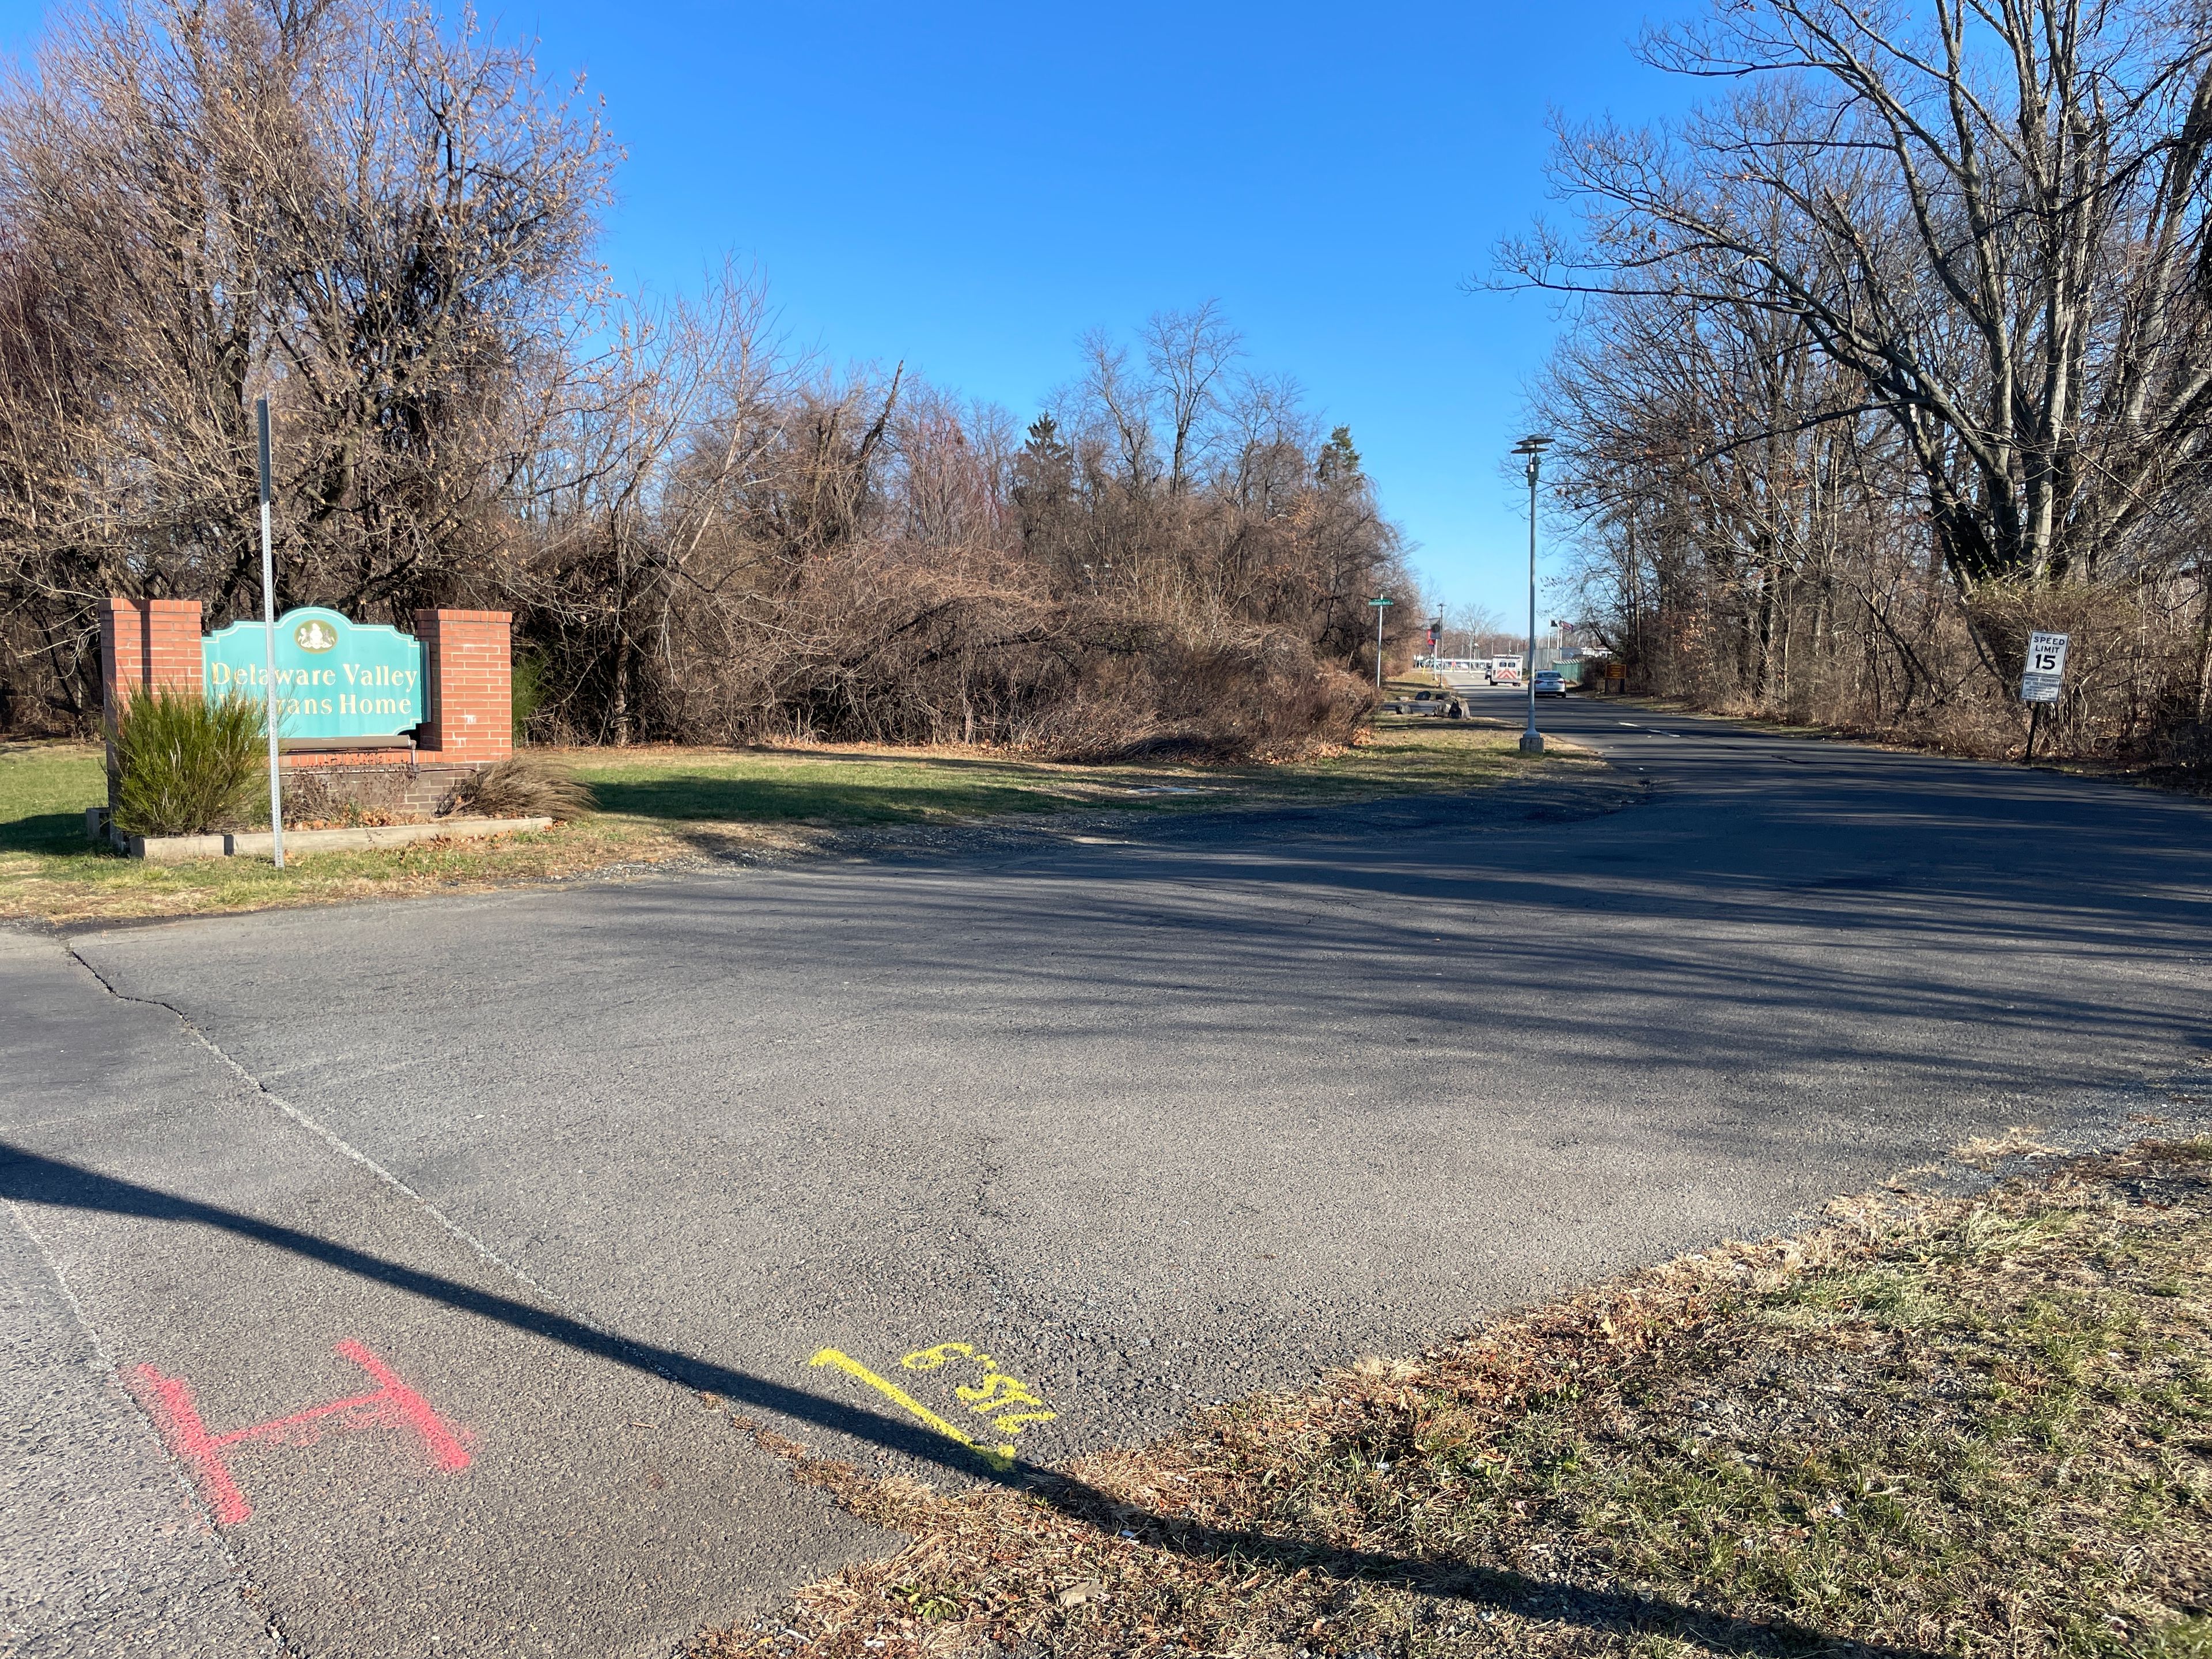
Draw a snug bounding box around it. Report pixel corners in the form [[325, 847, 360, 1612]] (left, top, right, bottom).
[[5, 690, 2208, 1656]]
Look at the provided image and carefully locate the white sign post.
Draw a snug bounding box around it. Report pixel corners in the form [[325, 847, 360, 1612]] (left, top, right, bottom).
[[2019, 629, 2069, 759], [256, 397, 285, 869]]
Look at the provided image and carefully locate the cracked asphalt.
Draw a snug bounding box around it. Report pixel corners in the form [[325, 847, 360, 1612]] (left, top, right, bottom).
[[4, 686, 2209, 1657]]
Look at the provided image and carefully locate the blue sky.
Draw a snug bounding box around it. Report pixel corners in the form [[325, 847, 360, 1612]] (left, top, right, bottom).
[[2, 0, 1694, 617]]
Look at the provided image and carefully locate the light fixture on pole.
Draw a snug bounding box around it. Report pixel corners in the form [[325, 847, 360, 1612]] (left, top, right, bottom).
[[1368, 594, 1393, 690], [256, 397, 286, 869], [1512, 434, 1552, 756]]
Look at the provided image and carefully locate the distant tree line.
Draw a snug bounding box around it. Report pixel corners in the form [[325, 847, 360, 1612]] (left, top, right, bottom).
[[0, 0, 1420, 756], [1510, 0, 2212, 765]]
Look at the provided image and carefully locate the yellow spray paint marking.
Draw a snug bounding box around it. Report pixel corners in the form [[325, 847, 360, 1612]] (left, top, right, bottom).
[[901, 1342, 980, 1371], [902, 1341, 1058, 1437], [956, 1372, 1047, 1414], [809, 1349, 1015, 1471]]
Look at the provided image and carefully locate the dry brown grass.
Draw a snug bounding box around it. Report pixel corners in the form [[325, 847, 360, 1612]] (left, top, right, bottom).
[[698, 1140, 2212, 1659]]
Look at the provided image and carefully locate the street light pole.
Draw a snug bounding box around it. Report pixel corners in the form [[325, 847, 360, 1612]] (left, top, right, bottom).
[[1368, 594, 1393, 690], [1512, 434, 1552, 756]]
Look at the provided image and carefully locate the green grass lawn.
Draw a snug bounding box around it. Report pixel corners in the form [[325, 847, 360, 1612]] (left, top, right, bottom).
[[0, 741, 100, 860], [0, 717, 1594, 925], [571, 744, 1200, 826]]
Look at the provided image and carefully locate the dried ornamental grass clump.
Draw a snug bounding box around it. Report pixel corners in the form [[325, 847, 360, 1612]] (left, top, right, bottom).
[[442, 754, 594, 821]]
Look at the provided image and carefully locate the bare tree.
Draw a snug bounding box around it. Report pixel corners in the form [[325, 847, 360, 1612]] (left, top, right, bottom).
[[1143, 301, 1241, 499], [0, 0, 612, 726], [1512, 0, 2212, 607], [1506, 0, 2212, 764]]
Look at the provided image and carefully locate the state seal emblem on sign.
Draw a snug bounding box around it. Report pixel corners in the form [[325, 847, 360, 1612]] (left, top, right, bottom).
[[294, 619, 337, 652]]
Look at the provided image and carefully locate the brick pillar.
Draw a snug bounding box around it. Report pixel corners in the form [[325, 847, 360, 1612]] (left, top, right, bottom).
[[101, 597, 204, 726], [413, 609, 512, 763], [101, 596, 204, 814]]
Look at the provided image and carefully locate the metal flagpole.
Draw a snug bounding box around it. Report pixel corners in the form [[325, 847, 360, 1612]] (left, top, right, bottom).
[[256, 397, 285, 869]]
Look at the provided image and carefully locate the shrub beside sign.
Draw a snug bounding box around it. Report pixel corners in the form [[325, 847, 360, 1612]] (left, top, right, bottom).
[[202, 607, 425, 739]]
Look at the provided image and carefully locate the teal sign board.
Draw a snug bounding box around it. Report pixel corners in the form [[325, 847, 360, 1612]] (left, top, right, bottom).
[[202, 607, 423, 739]]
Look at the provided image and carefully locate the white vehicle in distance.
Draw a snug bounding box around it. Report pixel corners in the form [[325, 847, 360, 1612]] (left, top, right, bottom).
[[1488, 655, 1523, 685], [1533, 669, 1569, 698]]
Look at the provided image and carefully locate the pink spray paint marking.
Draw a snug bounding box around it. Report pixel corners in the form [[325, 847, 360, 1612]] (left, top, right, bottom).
[[128, 1340, 471, 1525]]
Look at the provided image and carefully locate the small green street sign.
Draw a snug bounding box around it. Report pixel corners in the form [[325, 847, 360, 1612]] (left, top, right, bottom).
[[203, 607, 423, 740]]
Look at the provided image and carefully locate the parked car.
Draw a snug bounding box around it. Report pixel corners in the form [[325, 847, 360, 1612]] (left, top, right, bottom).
[[1381, 689, 1464, 717], [1533, 670, 1568, 698]]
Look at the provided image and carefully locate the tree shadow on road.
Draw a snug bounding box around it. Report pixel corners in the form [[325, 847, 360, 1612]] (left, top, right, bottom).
[[2, 1142, 1938, 1659]]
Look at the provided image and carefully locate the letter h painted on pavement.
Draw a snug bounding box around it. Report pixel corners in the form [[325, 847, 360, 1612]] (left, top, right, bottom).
[[128, 1340, 470, 1525]]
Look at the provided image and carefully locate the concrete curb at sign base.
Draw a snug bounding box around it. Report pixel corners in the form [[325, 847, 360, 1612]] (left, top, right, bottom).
[[119, 816, 553, 863]]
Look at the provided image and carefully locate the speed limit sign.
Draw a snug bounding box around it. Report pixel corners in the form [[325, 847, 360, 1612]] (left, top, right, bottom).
[[2020, 631, 2069, 703]]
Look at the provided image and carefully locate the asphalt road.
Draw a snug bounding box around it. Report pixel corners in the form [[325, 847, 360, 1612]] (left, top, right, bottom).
[[5, 687, 2209, 1657]]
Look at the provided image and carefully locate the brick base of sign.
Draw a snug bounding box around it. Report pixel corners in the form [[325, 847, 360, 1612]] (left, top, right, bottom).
[[279, 757, 482, 820]]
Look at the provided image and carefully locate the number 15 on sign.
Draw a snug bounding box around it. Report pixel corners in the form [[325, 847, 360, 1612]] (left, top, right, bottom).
[[2020, 631, 2069, 704]]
